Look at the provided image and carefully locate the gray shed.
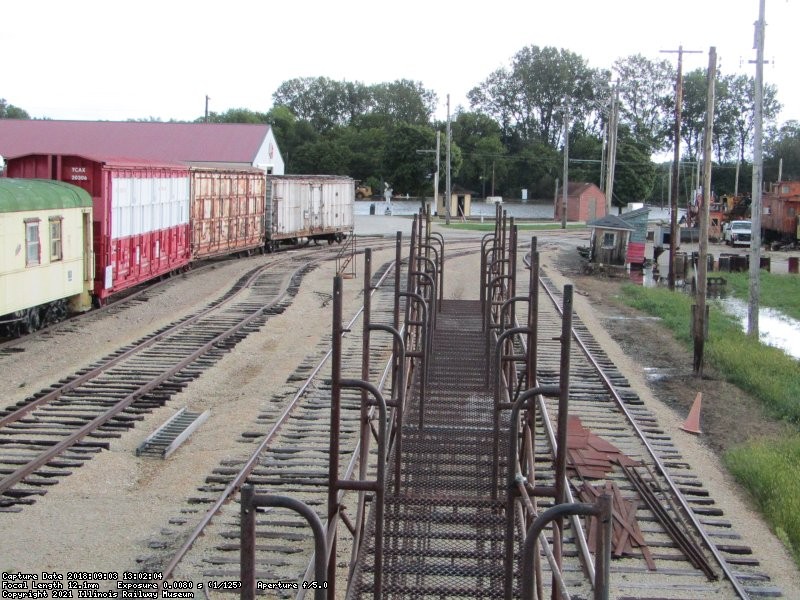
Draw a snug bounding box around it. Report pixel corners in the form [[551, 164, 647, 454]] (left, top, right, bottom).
[[588, 215, 635, 266]]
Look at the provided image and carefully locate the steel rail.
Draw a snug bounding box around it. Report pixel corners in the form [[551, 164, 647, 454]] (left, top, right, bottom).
[[0, 261, 303, 496], [531, 256, 750, 599], [161, 256, 399, 579], [0, 258, 287, 429]]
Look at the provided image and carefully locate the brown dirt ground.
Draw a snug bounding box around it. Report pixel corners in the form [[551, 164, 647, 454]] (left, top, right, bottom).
[[552, 245, 794, 458]]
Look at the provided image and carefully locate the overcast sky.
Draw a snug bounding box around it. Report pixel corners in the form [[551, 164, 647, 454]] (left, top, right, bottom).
[[2, 0, 797, 127]]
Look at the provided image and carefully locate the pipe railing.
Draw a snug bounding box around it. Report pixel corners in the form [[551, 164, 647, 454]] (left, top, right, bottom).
[[240, 486, 328, 600]]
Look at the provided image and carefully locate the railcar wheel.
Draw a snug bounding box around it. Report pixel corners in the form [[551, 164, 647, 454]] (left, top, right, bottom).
[[23, 307, 41, 334], [42, 300, 67, 326]]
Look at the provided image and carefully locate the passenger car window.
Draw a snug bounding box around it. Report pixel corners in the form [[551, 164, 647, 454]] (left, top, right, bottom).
[[25, 219, 41, 266]]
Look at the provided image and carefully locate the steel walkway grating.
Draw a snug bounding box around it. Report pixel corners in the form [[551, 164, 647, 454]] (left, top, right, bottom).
[[350, 299, 511, 599]]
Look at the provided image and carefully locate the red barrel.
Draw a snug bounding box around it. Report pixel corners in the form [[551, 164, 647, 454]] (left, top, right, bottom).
[[789, 256, 799, 274]]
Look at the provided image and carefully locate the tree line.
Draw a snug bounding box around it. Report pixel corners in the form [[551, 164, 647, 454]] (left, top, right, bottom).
[[3, 45, 799, 206]]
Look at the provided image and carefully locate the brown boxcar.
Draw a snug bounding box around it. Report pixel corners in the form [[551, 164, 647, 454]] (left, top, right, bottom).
[[190, 166, 266, 259]]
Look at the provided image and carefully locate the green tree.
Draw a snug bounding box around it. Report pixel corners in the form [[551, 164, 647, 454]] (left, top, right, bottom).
[[265, 105, 319, 173], [206, 108, 268, 124], [765, 120, 800, 180], [611, 128, 657, 206], [0, 98, 30, 119], [290, 137, 353, 174], [568, 124, 603, 186], [505, 140, 560, 199], [326, 126, 388, 183], [272, 77, 436, 134], [719, 73, 781, 164], [381, 124, 461, 197], [612, 55, 675, 153], [468, 45, 600, 147], [367, 80, 437, 128], [272, 77, 365, 132], [678, 69, 708, 163], [451, 111, 507, 197]]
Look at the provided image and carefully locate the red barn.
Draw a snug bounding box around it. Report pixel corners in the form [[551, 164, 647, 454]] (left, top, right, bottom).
[[554, 182, 607, 223]]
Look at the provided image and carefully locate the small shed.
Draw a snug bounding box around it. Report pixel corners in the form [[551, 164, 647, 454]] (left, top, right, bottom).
[[437, 185, 472, 219], [587, 214, 634, 266], [619, 206, 650, 266], [554, 182, 607, 223]]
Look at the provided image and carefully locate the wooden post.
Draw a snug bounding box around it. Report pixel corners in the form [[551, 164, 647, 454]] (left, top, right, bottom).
[[693, 47, 716, 375]]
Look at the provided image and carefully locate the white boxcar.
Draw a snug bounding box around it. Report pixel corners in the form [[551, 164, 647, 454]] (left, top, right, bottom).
[[266, 175, 354, 248]]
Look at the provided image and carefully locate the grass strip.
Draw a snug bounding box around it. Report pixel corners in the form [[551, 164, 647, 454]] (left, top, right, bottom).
[[617, 283, 800, 566], [725, 437, 800, 566], [618, 285, 800, 423]]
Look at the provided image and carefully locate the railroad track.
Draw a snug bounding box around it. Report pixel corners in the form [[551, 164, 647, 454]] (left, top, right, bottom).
[[135, 238, 479, 584], [138, 253, 404, 590], [516, 266, 781, 598], [0, 249, 333, 511]]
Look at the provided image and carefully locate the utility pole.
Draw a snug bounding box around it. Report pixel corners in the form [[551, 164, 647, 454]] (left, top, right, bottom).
[[205, 95, 210, 123], [604, 87, 619, 214], [749, 0, 766, 337], [446, 94, 452, 226], [434, 131, 440, 213], [561, 109, 569, 230], [554, 177, 559, 213], [694, 47, 717, 375], [662, 46, 702, 290]]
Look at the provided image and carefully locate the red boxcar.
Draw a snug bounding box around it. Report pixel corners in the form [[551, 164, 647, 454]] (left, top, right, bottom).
[[189, 166, 266, 259], [7, 154, 191, 303]]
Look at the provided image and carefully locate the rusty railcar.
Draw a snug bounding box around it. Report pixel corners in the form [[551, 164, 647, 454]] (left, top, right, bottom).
[[189, 166, 266, 259], [763, 181, 800, 242]]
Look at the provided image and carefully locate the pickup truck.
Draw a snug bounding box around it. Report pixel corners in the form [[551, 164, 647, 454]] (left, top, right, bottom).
[[723, 220, 752, 247]]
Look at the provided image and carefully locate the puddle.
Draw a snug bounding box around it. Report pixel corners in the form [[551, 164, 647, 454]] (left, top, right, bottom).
[[643, 366, 681, 382], [628, 265, 800, 360], [715, 296, 800, 360]]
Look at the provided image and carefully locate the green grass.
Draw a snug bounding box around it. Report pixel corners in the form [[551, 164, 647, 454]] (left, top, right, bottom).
[[617, 283, 800, 565], [724, 271, 800, 321], [619, 284, 800, 422], [725, 437, 800, 565]]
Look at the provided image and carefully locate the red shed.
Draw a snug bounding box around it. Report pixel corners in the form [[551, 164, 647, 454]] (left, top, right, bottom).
[[554, 182, 607, 223], [7, 154, 191, 303]]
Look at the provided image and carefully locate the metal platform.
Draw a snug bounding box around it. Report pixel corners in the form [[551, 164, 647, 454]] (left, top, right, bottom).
[[349, 299, 510, 598]]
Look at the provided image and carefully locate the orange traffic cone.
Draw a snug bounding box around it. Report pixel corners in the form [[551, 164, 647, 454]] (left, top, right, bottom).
[[680, 392, 703, 434]]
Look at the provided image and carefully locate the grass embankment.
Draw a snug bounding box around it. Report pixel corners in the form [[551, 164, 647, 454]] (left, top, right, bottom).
[[618, 275, 800, 565]]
